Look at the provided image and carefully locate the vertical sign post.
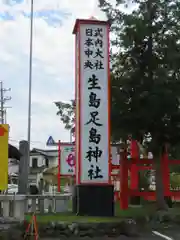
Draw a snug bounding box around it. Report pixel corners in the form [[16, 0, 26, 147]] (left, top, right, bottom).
[[73, 18, 114, 216]]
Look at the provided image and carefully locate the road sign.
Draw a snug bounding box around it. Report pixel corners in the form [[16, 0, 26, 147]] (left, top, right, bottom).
[[46, 136, 55, 146], [0, 124, 8, 190]]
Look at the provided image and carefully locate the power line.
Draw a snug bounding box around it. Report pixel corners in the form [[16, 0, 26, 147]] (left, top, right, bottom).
[[9, 138, 45, 144], [0, 81, 11, 124]]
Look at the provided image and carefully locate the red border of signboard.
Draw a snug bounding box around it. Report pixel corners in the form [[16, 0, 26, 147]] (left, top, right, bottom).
[[73, 19, 111, 185]]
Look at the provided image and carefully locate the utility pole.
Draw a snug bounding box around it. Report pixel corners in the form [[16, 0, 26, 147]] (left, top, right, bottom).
[[3, 107, 12, 124], [0, 81, 11, 124], [4, 109, 7, 124]]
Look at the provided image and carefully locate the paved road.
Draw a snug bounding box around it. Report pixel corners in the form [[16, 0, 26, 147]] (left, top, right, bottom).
[[155, 226, 180, 239]]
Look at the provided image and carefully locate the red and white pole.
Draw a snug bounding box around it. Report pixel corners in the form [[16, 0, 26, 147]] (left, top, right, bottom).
[[57, 140, 61, 192]]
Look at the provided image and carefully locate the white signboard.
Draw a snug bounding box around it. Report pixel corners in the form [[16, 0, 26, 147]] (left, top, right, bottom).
[[60, 144, 120, 176], [60, 145, 75, 175], [78, 22, 110, 183]]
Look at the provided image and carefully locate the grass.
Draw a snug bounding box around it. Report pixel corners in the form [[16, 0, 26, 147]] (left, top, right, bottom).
[[26, 175, 180, 223], [26, 213, 121, 223], [27, 176, 178, 223], [26, 176, 177, 223], [25, 202, 156, 223]]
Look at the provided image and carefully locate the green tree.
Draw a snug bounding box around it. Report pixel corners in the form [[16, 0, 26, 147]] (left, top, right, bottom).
[[99, 0, 180, 209], [170, 173, 180, 190], [54, 100, 75, 134]]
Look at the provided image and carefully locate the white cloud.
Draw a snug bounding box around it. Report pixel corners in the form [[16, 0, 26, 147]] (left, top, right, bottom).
[[0, 0, 106, 149]]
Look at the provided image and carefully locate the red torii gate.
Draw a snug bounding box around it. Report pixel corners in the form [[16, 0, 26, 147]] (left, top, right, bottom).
[[120, 140, 180, 209]]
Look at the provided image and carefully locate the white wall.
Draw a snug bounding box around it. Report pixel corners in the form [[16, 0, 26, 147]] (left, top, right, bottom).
[[49, 156, 58, 168], [28, 154, 58, 186], [28, 174, 37, 184], [8, 159, 19, 175], [29, 155, 45, 167], [29, 155, 58, 168]]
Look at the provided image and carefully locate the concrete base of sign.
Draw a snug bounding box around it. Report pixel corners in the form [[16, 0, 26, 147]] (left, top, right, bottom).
[[72, 184, 114, 217]]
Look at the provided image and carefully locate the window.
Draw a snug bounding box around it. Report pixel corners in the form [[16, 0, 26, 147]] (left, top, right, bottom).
[[44, 182, 49, 192], [32, 158, 38, 168], [45, 157, 49, 167]]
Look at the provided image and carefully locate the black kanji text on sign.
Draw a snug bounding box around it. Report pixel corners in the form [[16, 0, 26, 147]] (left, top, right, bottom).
[[95, 38, 103, 48], [84, 60, 93, 69], [88, 165, 103, 180], [88, 92, 101, 108], [86, 28, 93, 36], [86, 111, 102, 126], [86, 146, 103, 163], [84, 38, 94, 47], [94, 28, 103, 38], [94, 48, 104, 59], [84, 48, 93, 58], [94, 60, 104, 70], [88, 74, 101, 90], [89, 127, 101, 144]]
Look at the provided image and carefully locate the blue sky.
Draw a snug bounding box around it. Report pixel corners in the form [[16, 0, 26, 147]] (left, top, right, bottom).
[[0, 0, 106, 149], [1, 0, 70, 26]]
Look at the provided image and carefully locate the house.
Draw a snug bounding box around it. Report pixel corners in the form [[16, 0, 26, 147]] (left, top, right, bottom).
[[8, 144, 61, 193], [8, 158, 19, 184], [8, 145, 59, 190], [8, 144, 22, 185], [29, 148, 59, 190]]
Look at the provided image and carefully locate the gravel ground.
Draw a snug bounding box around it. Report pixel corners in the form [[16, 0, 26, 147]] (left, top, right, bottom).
[[40, 227, 180, 239], [40, 233, 165, 240], [29, 225, 180, 240]]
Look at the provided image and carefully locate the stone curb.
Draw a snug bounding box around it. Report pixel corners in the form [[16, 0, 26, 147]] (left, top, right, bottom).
[[0, 219, 141, 239], [0, 212, 180, 239]]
